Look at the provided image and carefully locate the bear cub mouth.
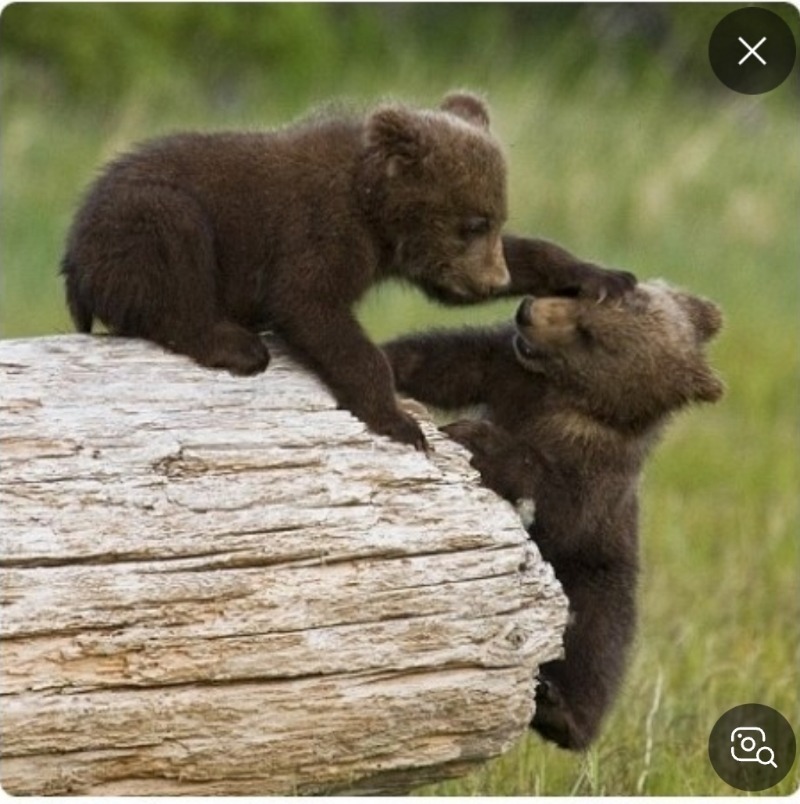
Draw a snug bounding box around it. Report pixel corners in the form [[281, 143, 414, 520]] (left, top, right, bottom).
[[513, 332, 542, 362]]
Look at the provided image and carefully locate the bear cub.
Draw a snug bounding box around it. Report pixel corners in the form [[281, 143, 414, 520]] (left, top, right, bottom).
[[62, 91, 634, 449], [384, 281, 724, 748]]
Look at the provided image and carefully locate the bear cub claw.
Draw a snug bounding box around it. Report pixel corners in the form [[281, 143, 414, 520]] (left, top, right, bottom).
[[573, 263, 637, 301], [370, 408, 428, 452]]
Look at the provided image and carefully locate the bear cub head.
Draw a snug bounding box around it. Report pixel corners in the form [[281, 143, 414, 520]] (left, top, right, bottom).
[[361, 91, 509, 304], [513, 280, 724, 429]]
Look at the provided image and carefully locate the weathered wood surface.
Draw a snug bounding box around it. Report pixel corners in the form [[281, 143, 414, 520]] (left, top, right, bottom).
[[0, 334, 568, 796]]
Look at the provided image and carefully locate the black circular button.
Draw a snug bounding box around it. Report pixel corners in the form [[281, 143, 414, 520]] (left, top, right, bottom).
[[708, 703, 796, 791], [709, 7, 796, 94]]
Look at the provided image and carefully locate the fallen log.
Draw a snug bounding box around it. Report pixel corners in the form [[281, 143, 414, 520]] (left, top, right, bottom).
[[0, 334, 568, 796]]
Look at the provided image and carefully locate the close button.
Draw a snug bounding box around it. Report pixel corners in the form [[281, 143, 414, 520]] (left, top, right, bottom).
[[709, 7, 796, 94]]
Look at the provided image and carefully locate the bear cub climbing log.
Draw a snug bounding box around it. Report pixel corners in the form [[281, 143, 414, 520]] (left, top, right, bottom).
[[385, 280, 724, 749], [61, 91, 634, 450]]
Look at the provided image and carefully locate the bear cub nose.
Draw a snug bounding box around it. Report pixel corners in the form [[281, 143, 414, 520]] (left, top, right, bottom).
[[516, 297, 534, 327]]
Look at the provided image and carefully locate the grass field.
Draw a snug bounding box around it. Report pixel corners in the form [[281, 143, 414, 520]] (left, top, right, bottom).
[[2, 30, 798, 796]]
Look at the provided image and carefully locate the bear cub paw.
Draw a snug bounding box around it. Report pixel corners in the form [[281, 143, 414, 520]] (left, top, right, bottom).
[[532, 677, 594, 751], [203, 322, 271, 376]]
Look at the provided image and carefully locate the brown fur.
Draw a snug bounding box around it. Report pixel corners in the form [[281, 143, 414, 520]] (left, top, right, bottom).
[[384, 281, 724, 748], [61, 91, 635, 448]]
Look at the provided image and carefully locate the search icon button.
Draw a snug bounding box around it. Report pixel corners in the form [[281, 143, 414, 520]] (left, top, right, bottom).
[[710, 704, 795, 790]]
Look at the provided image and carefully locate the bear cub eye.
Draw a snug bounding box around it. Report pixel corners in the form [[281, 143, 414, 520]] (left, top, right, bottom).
[[576, 323, 596, 346], [459, 216, 491, 240]]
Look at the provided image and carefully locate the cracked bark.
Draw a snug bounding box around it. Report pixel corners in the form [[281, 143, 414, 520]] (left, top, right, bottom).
[[0, 334, 568, 796]]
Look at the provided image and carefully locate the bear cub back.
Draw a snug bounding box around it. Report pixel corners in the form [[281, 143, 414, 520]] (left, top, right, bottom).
[[384, 280, 724, 748]]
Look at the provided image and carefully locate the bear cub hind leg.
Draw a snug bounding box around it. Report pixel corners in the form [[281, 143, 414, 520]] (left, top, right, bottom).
[[65, 182, 271, 375]]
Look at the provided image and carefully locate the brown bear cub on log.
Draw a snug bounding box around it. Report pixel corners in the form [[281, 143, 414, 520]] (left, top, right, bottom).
[[62, 91, 633, 449], [384, 281, 724, 748]]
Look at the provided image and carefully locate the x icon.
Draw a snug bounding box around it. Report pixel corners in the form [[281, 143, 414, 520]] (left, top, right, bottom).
[[709, 7, 795, 94], [738, 36, 767, 65]]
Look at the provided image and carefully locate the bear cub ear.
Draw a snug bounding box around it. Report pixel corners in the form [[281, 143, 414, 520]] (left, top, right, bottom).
[[678, 291, 725, 403], [687, 296, 724, 343], [365, 105, 428, 174], [440, 91, 491, 129], [691, 365, 726, 404]]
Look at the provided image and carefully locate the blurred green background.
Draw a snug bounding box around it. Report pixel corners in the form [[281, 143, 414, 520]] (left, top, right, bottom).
[[1, 3, 798, 796]]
